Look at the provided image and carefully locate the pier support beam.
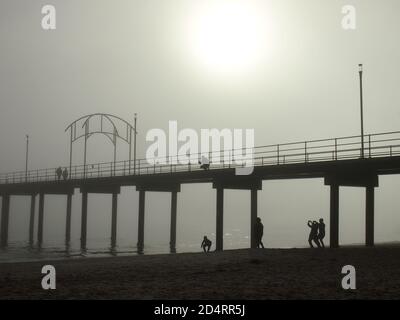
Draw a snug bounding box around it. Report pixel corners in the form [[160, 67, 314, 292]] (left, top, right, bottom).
[[111, 192, 118, 248], [65, 193, 72, 246], [216, 187, 224, 251], [81, 192, 88, 250], [212, 178, 262, 252], [1, 195, 10, 247], [135, 184, 180, 253], [137, 190, 145, 253], [37, 193, 45, 247], [29, 194, 36, 246], [325, 172, 378, 249], [250, 189, 258, 249], [365, 186, 375, 247], [329, 185, 339, 248], [170, 191, 177, 253]]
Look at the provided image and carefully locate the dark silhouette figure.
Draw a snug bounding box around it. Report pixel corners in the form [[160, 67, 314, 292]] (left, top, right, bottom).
[[201, 236, 212, 252], [198, 161, 210, 170], [307, 220, 321, 248], [62, 168, 68, 181], [318, 218, 325, 248], [198, 156, 210, 170], [56, 167, 62, 181], [254, 217, 264, 248]]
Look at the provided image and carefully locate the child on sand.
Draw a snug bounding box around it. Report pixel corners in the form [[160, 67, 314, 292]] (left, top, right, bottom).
[[201, 236, 212, 252]]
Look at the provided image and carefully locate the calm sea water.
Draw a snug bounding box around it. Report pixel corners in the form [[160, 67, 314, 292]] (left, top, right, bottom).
[[0, 240, 198, 264], [0, 232, 260, 263], [1, 238, 393, 264]]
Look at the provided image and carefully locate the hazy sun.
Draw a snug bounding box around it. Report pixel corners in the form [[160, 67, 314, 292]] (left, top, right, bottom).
[[186, 1, 269, 74]]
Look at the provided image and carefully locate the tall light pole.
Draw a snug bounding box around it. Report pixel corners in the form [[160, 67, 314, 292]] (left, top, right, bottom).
[[359, 63, 364, 158], [25, 135, 29, 182], [134, 113, 137, 175]]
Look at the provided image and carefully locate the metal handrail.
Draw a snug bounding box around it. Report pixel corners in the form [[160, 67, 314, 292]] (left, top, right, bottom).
[[1, 131, 400, 185]]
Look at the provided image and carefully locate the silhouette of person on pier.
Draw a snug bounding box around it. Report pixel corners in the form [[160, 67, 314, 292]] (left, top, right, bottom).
[[307, 220, 321, 248], [201, 236, 212, 252], [318, 218, 325, 248], [199, 156, 210, 170], [56, 167, 62, 181], [62, 168, 68, 181], [254, 217, 265, 248]]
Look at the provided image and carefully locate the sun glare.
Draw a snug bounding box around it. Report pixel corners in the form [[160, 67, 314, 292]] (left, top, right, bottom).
[[186, 1, 270, 74]]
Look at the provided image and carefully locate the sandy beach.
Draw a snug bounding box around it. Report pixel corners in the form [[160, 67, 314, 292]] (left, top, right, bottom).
[[0, 247, 399, 299]]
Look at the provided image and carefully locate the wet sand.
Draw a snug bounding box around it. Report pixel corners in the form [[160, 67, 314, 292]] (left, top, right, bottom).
[[0, 247, 399, 299]]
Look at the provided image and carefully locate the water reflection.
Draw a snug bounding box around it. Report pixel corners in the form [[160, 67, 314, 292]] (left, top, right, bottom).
[[0, 232, 253, 263], [0, 242, 177, 263]]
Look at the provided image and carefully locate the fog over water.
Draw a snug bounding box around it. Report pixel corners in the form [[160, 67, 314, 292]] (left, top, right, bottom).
[[1, 1, 400, 261]]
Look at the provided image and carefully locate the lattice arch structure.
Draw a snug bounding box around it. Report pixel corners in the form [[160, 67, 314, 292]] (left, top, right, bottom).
[[65, 113, 137, 177]]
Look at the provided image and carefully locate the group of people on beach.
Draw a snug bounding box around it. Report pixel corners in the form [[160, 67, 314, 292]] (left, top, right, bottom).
[[56, 167, 68, 181], [201, 217, 327, 252], [307, 218, 325, 248]]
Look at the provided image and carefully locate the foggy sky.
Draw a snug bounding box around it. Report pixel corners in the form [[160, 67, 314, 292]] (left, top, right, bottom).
[[1, 0, 400, 250]]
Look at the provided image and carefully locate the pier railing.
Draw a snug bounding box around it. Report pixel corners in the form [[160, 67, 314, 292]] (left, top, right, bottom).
[[1, 131, 400, 185]]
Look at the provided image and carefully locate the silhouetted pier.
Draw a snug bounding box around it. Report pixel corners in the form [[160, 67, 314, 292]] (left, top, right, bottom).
[[1, 131, 400, 252]]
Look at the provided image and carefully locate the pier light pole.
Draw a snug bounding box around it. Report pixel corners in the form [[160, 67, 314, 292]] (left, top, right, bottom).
[[134, 113, 137, 175], [359, 63, 365, 158], [25, 134, 29, 182]]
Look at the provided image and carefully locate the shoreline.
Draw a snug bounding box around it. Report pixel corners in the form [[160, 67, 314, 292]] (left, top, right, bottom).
[[1, 241, 399, 265]]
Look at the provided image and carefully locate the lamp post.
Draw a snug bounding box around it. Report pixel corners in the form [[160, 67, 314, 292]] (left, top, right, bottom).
[[25, 135, 29, 182], [134, 113, 137, 175], [359, 63, 364, 158]]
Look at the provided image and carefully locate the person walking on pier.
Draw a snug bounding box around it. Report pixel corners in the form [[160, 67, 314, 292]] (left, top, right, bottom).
[[198, 156, 210, 170], [62, 168, 69, 181], [201, 236, 212, 252], [56, 167, 62, 181], [307, 220, 321, 248], [254, 217, 265, 248], [318, 218, 325, 248]]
